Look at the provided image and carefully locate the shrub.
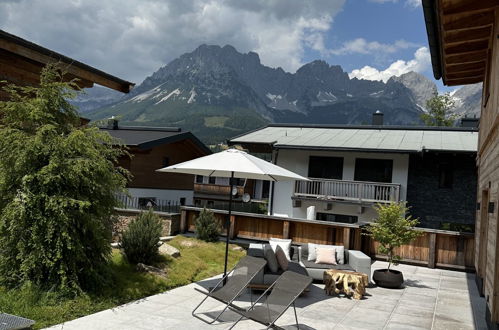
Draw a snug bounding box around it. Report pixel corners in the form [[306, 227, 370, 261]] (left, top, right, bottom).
[[0, 65, 129, 294], [195, 208, 220, 242], [121, 210, 163, 264], [364, 202, 422, 270]]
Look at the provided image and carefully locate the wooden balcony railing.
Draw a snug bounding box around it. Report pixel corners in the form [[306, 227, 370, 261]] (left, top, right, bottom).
[[294, 178, 401, 203], [194, 183, 244, 196]]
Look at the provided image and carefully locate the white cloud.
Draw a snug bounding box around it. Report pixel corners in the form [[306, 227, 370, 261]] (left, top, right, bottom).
[[349, 46, 431, 82], [0, 0, 345, 83], [330, 38, 419, 56]]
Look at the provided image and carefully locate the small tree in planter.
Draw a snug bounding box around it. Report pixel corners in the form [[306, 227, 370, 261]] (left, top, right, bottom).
[[365, 202, 422, 288]]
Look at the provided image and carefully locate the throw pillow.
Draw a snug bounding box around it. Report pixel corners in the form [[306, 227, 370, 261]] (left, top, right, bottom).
[[269, 238, 292, 260], [264, 244, 279, 273], [307, 243, 345, 264], [275, 245, 289, 271], [315, 247, 337, 265]]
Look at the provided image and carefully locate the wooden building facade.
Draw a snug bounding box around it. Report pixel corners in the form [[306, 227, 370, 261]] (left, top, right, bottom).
[[424, 1, 499, 327], [101, 119, 211, 206], [0, 29, 134, 99]]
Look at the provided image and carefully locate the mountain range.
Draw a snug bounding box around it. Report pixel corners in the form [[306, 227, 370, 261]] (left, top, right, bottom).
[[81, 44, 482, 144]]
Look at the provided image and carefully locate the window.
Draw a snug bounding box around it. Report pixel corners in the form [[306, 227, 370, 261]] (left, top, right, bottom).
[[208, 176, 216, 184], [308, 156, 343, 179], [316, 213, 358, 224], [439, 163, 453, 189], [162, 157, 169, 167], [195, 175, 204, 183], [262, 180, 270, 199], [354, 158, 393, 183]]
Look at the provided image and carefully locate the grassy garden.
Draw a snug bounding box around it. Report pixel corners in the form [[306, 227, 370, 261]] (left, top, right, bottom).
[[0, 236, 245, 329]]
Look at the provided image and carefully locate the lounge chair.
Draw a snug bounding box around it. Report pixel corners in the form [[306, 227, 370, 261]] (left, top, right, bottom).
[[228, 271, 313, 329], [192, 255, 267, 324]]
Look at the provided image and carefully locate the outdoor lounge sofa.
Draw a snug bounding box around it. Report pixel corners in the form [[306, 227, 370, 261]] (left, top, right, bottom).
[[248, 242, 372, 283]]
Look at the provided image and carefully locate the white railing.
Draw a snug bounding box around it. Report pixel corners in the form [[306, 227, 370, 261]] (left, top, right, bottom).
[[294, 178, 401, 203]]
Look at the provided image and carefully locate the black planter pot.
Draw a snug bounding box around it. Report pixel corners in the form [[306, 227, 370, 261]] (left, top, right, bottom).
[[373, 269, 404, 288]]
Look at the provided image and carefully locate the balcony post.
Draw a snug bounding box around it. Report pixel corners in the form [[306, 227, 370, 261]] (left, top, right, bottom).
[[229, 215, 236, 239], [180, 209, 187, 233], [343, 227, 351, 249], [282, 220, 290, 239]]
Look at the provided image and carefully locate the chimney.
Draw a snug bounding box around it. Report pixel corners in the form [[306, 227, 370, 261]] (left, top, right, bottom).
[[107, 116, 119, 130], [460, 115, 479, 128], [372, 110, 384, 126]]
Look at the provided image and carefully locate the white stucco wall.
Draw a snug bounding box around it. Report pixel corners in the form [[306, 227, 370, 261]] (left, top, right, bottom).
[[127, 188, 194, 205], [272, 148, 409, 222]]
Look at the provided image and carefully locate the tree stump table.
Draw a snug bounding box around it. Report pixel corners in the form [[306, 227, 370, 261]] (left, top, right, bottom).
[[323, 269, 368, 300]]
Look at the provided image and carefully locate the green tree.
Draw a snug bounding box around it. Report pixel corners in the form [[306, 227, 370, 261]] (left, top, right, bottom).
[[121, 210, 163, 264], [195, 208, 220, 242], [420, 92, 457, 126], [0, 65, 129, 294], [365, 203, 422, 270]]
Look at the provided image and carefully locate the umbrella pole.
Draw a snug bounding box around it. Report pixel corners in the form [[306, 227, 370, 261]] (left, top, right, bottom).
[[223, 171, 234, 283]]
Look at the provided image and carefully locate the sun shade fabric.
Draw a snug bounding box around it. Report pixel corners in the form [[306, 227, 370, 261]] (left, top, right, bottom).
[[156, 149, 309, 181], [210, 256, 267, 302]]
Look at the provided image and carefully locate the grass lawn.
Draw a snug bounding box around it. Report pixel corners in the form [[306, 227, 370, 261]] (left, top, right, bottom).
[[0, 236, 246, 329]]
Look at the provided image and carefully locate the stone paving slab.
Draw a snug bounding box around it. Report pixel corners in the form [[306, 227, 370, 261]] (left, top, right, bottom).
[[45, 261, 487, 330]]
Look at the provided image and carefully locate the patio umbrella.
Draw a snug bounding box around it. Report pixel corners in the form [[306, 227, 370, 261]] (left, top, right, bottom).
[[157, 148, 308, 279]]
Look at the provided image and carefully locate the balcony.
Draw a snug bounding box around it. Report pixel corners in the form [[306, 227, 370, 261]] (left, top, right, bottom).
[[294, 178, 401, 204], [193, 183, 244, 196]]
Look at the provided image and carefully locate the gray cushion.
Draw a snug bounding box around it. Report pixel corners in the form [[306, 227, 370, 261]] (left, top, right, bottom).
[[264, 244, 279, 273], [275, 245, 289, 271], [301, 260, 354, 271]]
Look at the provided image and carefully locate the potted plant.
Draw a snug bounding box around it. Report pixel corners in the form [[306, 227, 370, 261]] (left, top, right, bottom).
[[365, 202, 422, 288]]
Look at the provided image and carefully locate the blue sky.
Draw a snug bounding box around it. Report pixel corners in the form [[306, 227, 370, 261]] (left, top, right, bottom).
[[0, 0, 452, 91]]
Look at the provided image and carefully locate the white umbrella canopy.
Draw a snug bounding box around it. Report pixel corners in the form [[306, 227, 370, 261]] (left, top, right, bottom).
[[157, 148, 308, 182]]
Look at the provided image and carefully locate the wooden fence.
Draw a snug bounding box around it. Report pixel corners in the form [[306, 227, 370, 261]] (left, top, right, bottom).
[[181, 206, 475, 271]]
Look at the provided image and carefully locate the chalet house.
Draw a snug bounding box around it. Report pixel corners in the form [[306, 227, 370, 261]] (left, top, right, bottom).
[[423, 0, 499, 328], [100, 119, 210, 207], [230, 118, 478, 231]]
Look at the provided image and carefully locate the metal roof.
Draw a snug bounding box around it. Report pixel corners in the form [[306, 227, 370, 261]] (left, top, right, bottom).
[[230, 125, 478, 153], [100, 126, 211, 154]]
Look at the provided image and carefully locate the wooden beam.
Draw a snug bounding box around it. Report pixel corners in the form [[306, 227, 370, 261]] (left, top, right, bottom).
[[445, 61, 486, 73], [444, 26, 492, 44], [353, 228, 362, 251], [441, 0, 498, 16], [445, 76, 484, 86], [282, 220, 290, 239], [0, 39, 132, 92], [229, 215, 236, 240], [443, 11, 494, 32], [446, 69, 485, 80], [342, 228, 351, 249], [180, 209, 187, 233], [444, 39, 489, 55], [446, 49, 488, 64], [428, 233, 437, 268]]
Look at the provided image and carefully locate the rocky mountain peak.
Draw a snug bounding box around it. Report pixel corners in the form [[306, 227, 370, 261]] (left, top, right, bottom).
[[390, 71, 437, 108]]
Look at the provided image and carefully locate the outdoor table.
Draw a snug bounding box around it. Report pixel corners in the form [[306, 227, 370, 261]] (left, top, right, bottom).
[[0, 313, 35, 330], [323, 269, 368, 300]]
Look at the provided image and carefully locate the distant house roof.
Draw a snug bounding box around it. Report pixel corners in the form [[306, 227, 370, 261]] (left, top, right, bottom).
[[100, 125, 211, 154], [0, 29, 134, 93], [229, 124, 478, 154]]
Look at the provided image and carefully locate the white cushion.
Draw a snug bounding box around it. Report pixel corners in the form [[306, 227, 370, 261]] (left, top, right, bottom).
[[307, 243, 345, 264], [269, 237, 292, 260]]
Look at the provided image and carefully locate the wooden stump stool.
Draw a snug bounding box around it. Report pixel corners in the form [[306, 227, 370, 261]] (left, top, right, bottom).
[[323, 269, 368, 300]]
